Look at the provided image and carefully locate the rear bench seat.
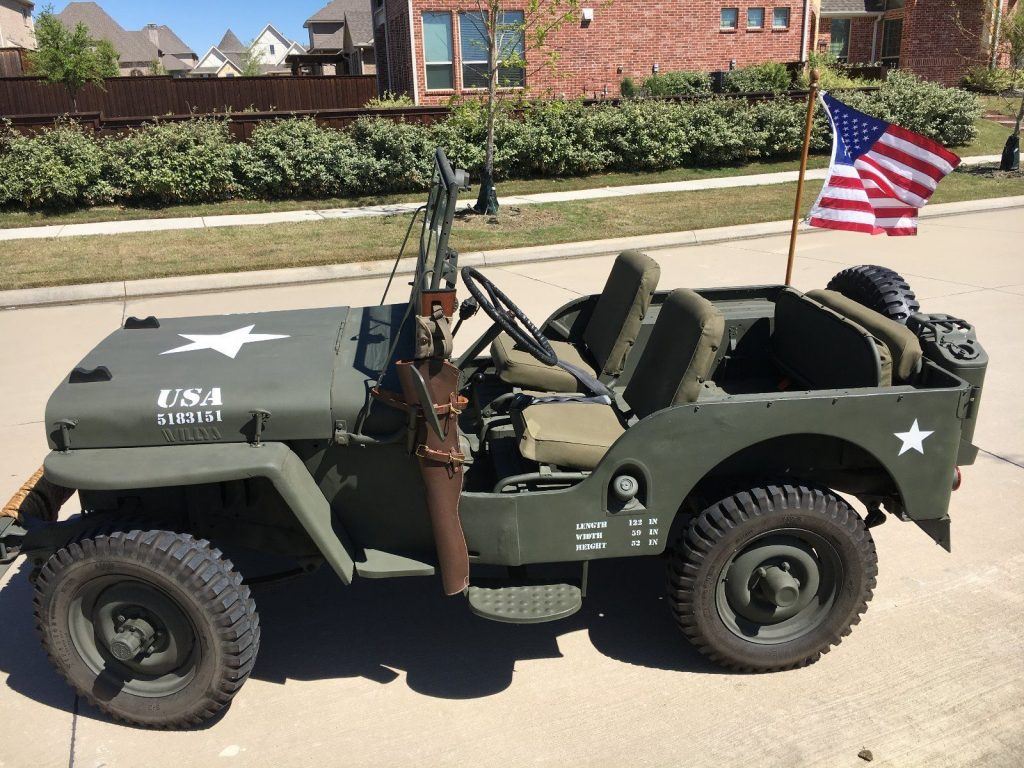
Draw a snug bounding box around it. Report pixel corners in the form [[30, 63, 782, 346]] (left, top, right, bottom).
[[772, 288, 923, 389]]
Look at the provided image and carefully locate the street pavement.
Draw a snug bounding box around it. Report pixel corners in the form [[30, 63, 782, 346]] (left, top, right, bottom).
[[0, 209, 1021, 767]]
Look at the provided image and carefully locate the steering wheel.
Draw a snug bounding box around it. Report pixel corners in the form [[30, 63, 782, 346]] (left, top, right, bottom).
[[461, 266, 557, 366]]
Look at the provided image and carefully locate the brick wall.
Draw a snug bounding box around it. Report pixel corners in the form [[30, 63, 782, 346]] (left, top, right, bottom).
[[385, 0, 809, 104], [896, 0, 988, 86]]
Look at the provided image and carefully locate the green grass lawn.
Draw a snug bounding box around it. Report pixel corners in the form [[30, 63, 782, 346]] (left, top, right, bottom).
[[0, 118, 1012, 232], [2, 164, 1020, 292]]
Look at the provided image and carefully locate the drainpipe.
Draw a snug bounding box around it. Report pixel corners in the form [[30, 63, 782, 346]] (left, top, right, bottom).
[[406, 0, 420, 104], [991, 0, 1005, 69], [800, 0, 811, 62]]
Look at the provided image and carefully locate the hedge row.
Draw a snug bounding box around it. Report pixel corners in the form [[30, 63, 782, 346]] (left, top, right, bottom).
[[0, 71, 980, 210]]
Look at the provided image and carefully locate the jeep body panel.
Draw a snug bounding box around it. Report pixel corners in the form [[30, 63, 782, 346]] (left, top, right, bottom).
[[43, 442, 355, 583]]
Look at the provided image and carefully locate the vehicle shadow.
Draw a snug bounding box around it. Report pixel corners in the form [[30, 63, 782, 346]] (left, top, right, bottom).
[[250, 555, 725, 700], [0, 556, 725, 730]]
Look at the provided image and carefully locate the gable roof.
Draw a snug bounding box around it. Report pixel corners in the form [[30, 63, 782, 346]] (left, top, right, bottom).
[[217, 29, 246, 52], [57, 2, 195, 68], [305, 0, 374, 48], [151, 25, 195, 58]]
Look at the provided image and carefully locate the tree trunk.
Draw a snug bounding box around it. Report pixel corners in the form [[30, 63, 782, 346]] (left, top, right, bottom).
[[474, 22, 500, 215]]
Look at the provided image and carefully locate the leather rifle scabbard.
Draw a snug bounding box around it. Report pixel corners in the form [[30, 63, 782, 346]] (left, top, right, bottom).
[[396, 359, 470, 596]]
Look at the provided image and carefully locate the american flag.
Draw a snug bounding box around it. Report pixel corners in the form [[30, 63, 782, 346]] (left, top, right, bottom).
[[808, 93, 961, 236]]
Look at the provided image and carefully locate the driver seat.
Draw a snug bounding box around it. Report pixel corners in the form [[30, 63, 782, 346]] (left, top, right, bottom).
[[512, 288, 725, 470], [490, 250, 661, 393]]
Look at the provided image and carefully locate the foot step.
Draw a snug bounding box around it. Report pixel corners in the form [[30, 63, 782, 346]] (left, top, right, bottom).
[[467, 583, 582, 624]]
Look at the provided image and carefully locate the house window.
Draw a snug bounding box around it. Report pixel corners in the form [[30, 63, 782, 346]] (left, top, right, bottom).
[[747, 8, 765, 29], [269, 44, 276, 55], [884, 0, 904, 9], [459, 11, 525, 89], [773, 7, 791, 29], [830, 18, 851, 61], [881, 18, 902, 66], [720, 8, 739, 30], [422, 11, 454, 90]]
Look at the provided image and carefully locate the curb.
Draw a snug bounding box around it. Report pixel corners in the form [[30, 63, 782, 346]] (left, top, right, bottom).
[[2, 194, 1023, 311]]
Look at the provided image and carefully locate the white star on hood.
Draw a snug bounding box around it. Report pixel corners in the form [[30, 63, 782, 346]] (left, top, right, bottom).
[[161, 325, 290, 359], [894, 420, 934, 456]]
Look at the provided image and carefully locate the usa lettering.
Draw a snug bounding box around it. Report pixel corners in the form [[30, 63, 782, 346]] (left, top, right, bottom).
[[158, 388, 223, 408]]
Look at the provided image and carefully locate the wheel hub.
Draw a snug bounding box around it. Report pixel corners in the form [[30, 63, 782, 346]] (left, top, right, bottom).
[[716, 530, 842, 645], [108, 617, 157, 662]]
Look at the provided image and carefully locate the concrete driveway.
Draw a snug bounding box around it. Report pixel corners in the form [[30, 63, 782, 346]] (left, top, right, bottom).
[[0, 209, 1022, 768]]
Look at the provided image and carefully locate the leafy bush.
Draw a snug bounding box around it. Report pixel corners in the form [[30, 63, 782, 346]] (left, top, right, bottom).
[[859, 70, 980, 147], [800, 52, 882, 90], [365, 91, 416, 109], [0, 119, 110, 208], [725, 62, 792, 93], [642, 71, 712, 97], [0, 73, 983, 212], [236, 117, 356, 199], [619, 76, 637, 98], [961, 66, 1015, 94], [105, 119, 239, 204]]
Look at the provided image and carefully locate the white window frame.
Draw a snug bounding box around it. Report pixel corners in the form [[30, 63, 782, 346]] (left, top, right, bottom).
[[422, 11, 454, 91], [772, 7, 791, 29], [720, 8, 739, 30], [747, 7, 765, 29]]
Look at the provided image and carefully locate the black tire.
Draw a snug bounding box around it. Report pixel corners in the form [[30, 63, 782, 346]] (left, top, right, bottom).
[[668, 484, 877, 671], [33, 530, 259, 728], [827, 265, 921, 323]]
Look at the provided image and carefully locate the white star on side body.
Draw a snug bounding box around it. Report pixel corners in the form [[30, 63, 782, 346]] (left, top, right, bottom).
[[894, 419, 934, 456], [161, 325, 290, 359]]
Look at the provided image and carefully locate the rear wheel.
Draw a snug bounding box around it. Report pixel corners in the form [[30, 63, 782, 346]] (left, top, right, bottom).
[[668, 484, 876, 671], [827, 265, 920, 323], [34, 530, 259, 728]]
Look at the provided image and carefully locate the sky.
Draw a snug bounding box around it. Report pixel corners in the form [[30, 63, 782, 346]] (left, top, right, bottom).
[[47, 1, 328, 55]]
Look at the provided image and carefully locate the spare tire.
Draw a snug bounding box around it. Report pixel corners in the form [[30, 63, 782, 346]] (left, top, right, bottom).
[[826, 265, 920, 324]]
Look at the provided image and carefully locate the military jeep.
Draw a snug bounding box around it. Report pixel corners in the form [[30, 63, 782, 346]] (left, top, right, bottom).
[[0, 150, 988, 728]]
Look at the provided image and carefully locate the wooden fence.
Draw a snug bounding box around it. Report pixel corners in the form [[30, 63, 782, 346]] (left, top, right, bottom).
[[0, 74, 378, 118]]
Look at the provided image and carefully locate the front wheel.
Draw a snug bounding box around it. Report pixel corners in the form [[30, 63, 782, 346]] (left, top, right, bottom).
[[34, 530, 259, 728], [668, 485, 877, 671]]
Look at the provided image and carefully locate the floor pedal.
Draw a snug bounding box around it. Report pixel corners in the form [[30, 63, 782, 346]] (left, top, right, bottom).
[[467, 583, 582, 624]]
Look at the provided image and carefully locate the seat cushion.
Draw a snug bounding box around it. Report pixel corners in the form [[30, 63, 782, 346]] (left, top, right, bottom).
[[772, 288, 884, 389], [806, 289, 923, 382], [623, 289, 726, 418], [583, 250, 661, 376], [491, 334, 594, 392], [514, 402, 625, 470]]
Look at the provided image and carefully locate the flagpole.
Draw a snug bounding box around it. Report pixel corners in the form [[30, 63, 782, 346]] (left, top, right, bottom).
[[785, 68, 820, 286]]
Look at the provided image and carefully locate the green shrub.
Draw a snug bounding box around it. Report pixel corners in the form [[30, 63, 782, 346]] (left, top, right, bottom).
[[365, 91, 416, 109], [237, 118, 356, 199], [799, 52, 882, 90], [515, 101, 611, 177], [592, 100, 694, 170], [0, 120, 110, 209], [725, 62, 792, 93], [619, 76, 637, 98], [106, 119, 238, 204], [860, 70, 980, 147], [961, 65, 1015, 94], [346, 117, 435, 195], [642, 71, 712, 97]]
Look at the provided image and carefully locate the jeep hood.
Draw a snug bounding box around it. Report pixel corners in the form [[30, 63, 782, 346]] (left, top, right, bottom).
[[45, 308, 352, 450]]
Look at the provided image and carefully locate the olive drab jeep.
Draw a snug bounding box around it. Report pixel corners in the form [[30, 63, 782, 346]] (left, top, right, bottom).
[[0, 150, 988, 728]]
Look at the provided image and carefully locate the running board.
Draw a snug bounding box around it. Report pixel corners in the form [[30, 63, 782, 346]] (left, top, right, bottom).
[[467, 583, 583, 624]]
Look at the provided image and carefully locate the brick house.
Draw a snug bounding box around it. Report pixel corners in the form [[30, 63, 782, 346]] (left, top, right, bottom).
[[812, 0, 1021, 85], [374, 1, 814, 104], [0, 0, 34, 50]]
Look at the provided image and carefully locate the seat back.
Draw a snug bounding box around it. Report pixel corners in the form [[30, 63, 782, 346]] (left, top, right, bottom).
[[583, 250, 661, 377], [805, 289, 923, 382], [623, 288, 725, 419], [772, 288, 885, 389]]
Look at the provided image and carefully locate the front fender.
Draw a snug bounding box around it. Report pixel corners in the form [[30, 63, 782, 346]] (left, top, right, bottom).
[[44, 442, 355, 584]]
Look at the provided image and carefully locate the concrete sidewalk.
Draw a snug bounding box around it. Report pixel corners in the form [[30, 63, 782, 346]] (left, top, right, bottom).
[[0, 208, 1021, 768], [0, 154, 1002, 243]]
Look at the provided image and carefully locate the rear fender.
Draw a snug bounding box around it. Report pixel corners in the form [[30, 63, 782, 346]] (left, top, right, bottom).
[[42, 443, 355, 584]]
